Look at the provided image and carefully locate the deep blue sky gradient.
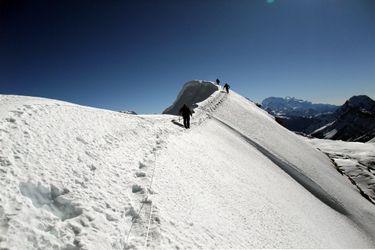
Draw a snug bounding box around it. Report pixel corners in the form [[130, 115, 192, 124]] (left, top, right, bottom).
[[1, 0, 374, 113]]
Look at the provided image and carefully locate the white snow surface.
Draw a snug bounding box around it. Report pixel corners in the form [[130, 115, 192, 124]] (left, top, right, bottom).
[[1, 82, 375, 249], [304, 137, 375, 203]]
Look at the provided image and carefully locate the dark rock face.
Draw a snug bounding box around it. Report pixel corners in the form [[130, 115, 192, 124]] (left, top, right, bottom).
[[311, 95, 375, 142]]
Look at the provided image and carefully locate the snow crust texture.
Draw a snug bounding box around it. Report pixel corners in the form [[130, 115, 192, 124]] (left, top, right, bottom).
[[1, 82, 375, 249], [0, 95, 176, 249]]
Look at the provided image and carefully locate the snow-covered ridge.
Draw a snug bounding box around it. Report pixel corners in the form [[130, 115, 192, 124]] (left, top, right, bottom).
[[1, 83, 375, 249]]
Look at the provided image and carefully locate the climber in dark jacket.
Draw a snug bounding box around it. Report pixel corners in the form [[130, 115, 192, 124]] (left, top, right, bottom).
[[179, 104, 193, 129], [216, 78, 220, 85], [223, 83, 230, 93]]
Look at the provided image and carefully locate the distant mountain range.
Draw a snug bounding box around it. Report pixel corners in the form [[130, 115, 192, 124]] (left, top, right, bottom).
[[262, 95, 375, 142], [262, 96, 338, 117]]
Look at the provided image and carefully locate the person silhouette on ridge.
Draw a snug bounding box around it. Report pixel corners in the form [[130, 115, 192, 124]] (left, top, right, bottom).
[[216, 78, 220, 85], [179, 104, 193, 129], [223, 83, 230, 93]]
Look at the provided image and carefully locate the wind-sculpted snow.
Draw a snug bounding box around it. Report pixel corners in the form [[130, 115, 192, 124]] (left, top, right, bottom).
[[163, 80, 218, 115], [1, 86, 375, 249]]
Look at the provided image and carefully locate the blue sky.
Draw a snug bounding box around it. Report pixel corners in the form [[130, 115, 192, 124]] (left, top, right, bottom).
[[1, 0, 374, 113]]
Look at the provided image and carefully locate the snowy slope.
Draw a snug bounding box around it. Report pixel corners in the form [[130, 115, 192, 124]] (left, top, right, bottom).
[[0, 95, 178, 249], [304, 138, 375, 203], [1, 82, 375, 249]]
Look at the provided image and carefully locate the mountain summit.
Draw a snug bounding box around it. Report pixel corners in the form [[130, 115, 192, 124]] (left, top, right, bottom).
[[162, 80, 218, 115], [345, 95, 375, 110]]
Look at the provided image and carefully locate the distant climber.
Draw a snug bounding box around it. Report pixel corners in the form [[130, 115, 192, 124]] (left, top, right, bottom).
[[223, 83, 230, 93], [179, 104, 193, 129], [216, 78, 220, 85]]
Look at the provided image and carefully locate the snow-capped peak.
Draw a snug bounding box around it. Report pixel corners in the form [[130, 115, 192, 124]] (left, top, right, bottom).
[[163, 80, 218, 115]]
